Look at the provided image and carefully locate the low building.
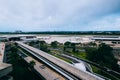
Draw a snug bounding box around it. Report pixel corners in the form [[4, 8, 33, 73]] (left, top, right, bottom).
[[19, 35, 38, 42], [92, 37, 120, 44], [69, 37, 94, 44], [37, 36, 51, 41], [92, 36, 120, 48], [0, 37, 7, 41], [0, 63, 12, 78], [0, 43, 13, 80], [0, 35, 38, 42]]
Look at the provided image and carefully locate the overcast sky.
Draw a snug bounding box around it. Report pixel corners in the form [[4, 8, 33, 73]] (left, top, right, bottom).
[[0, 0, 120, 32]]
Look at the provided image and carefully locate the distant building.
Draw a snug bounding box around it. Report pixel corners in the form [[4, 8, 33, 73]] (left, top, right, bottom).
[[37, 36, 51, 41], [19, 35, 38, 42], [69, 37, 94, 44], [0, 37, 7, 41], [92, 36, 120, 44], [0, 35, 38, 42], [92, 37, 120, 41], [15, 30, 22, 33]]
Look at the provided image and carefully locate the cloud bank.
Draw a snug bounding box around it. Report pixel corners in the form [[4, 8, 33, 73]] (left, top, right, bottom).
[[0, 0, 120, 31]]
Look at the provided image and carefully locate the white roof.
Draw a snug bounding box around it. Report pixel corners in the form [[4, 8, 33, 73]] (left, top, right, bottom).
[[0, 35, 36, 38], [92, 37, 120, 40], [74, 63, 86, 71]]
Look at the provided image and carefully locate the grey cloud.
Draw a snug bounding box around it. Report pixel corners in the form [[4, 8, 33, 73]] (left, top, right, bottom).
[[0, 0, 120, 31]]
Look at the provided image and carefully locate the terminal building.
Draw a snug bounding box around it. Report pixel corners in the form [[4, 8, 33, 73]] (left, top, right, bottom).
[[92, 36, 120, 44], [0, 35, 38, 42], [69, 37, 94, 44]]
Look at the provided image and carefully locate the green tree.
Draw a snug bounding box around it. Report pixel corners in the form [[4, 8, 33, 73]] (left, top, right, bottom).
[[85, 47, 97, 61], [39, 41, 46, 46], [88, 42, 97, 47], [71, 43, 76, 53], [40, 45, 50, 52], [29, 60, 36, 68], [86, 43, 118, 69], [29, 41, 35, 46], [64, 41, 71, 51], [64, 41, 71, 47], [63, 46, 66, 52], [97, 43, 118, 69], [51, 41, 59, 48], [39, 41, 50, 52]]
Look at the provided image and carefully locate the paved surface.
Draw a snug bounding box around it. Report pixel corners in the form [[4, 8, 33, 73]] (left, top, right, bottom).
[[17, 41, 104, 80], [59, 54, 93, 72], [19, 49, 65, 80]]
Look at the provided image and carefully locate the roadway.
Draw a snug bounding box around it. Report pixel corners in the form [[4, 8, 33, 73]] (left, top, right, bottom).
[[16, 41, 104, 80], [19, 44, 79, 80], [18, 48, 66, 80]]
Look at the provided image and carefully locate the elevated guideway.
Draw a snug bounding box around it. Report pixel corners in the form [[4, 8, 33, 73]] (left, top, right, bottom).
[[16, 41, 104, 80], [18, 48, 66, 80], [19, 44, 77, 80]]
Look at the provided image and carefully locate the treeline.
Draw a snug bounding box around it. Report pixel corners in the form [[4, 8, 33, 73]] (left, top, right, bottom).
[[1, 31, 120, 35], [85, 43, 119, 70]]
